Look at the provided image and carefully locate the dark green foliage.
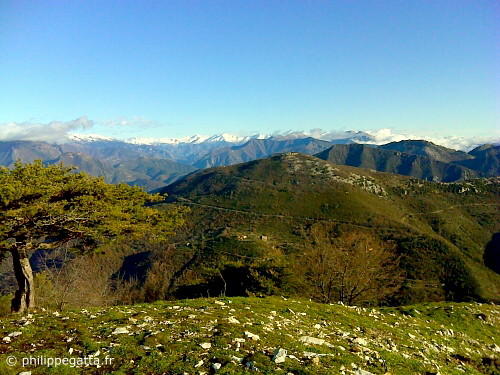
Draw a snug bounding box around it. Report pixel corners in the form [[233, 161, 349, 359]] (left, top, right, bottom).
[[0, 161, 186, 312], [484, 233, 500, 274], [396, 237, 482, 303], [158, 153, 500, 304]]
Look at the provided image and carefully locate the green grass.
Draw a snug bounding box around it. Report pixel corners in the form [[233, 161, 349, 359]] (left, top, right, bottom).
[[0, 297, 498, 374]]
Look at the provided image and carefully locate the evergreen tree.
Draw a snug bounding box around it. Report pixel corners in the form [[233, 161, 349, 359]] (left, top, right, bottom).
[[0, 161, 185, 313]]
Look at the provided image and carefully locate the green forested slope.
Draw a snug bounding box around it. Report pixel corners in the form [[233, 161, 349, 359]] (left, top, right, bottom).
[[159, 153, 500, 302]]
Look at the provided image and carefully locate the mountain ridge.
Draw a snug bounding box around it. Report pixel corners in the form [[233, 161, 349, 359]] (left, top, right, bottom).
[[158, 153, 500, 303], [0, 137, 498, 189]]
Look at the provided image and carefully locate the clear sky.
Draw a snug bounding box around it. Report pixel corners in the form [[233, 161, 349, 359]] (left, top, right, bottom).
[[0, 0, 498, 139]]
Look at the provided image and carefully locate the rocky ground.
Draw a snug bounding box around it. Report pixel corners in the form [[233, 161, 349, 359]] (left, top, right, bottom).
[[0, 297, 499, 374]]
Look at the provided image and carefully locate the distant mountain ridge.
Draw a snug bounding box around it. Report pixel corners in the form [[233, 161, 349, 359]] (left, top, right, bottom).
[[193, 137, 333, 168], [315, 143, 479, 182], [0, 137, 498, 189], [378, 140, 474, 163]]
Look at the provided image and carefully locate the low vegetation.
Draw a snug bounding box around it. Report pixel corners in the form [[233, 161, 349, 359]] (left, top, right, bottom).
[[0, 159, 498, 374], [1, 296, 498, 374]]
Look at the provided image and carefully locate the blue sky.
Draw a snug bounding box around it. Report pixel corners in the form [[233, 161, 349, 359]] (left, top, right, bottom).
[[0, 0, 498, 139]]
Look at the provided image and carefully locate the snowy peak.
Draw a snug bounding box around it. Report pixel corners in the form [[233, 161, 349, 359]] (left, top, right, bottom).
[[125, 133, 271, 146], [67, 133, 118, 142], [125, 135, 211, 145]]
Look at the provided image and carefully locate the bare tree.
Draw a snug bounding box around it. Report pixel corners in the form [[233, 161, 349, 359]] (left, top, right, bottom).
[[302, 227, 404, 305], [34, 244, 125, 310]]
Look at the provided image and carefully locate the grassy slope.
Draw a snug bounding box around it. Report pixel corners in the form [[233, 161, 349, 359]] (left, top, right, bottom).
[[161, 153, 500, 301], [0, 297, 498, 375]]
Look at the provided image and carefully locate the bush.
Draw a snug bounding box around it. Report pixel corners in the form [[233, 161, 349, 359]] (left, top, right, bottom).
[[0, 294, 12, 316]]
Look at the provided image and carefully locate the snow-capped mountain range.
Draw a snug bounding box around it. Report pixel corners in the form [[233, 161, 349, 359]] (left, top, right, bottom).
[[1, 129, 498, 191], [67, 132, 269, 145], [67, 130, 379, 147], [65, 129, 499, 152]]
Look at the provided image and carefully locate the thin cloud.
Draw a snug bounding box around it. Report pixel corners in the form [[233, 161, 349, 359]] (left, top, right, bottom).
[[99, 117, 163, 129], [0, 117, 93, 143], [363, 128, 500, 151]]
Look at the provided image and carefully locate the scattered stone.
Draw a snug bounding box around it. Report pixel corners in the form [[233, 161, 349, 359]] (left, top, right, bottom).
[[299, 336, 326, 346], [200, 342, 212, 349], [303, 352, 336, 358], [354, 370, 375, 375], [18, 372, 32, 375], [8, 332, 22, 337], [2, 337, 11, 343], [353, 337, 368, 346], [245, 361, 258, 371], [214, 301, 226, 306], [231, 355, 243, 363], [112, 327, 129, 335], [212, 363, 222, 370], [272, 348, 287, 363], [227, 316, 240, 324], [195, 360, 204, 368], [245, 331, 260, 341]]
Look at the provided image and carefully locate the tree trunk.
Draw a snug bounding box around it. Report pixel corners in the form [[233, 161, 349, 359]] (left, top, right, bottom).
[[11, 248, 35, 313]]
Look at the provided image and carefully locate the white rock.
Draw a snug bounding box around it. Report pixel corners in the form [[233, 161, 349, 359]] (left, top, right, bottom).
[[272, 348, 287, 363], [112, 327, 129, 335], [303, 351, 336, 358], [19, 372, 32, 375], [227, 316, 240, 324], [200, 342, 212, 349], [354, 369, 375, 375], [214, 301, 225, 306], [299, 336, 326, 346], [194, 360, 204, 368], [2, 337, 11, 343], [353, 337, 368, 346], [8, 332, 22, 337], [231, 355, 243, 363], [245, 331, 260, 341], [212, 363, 222, 370]]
